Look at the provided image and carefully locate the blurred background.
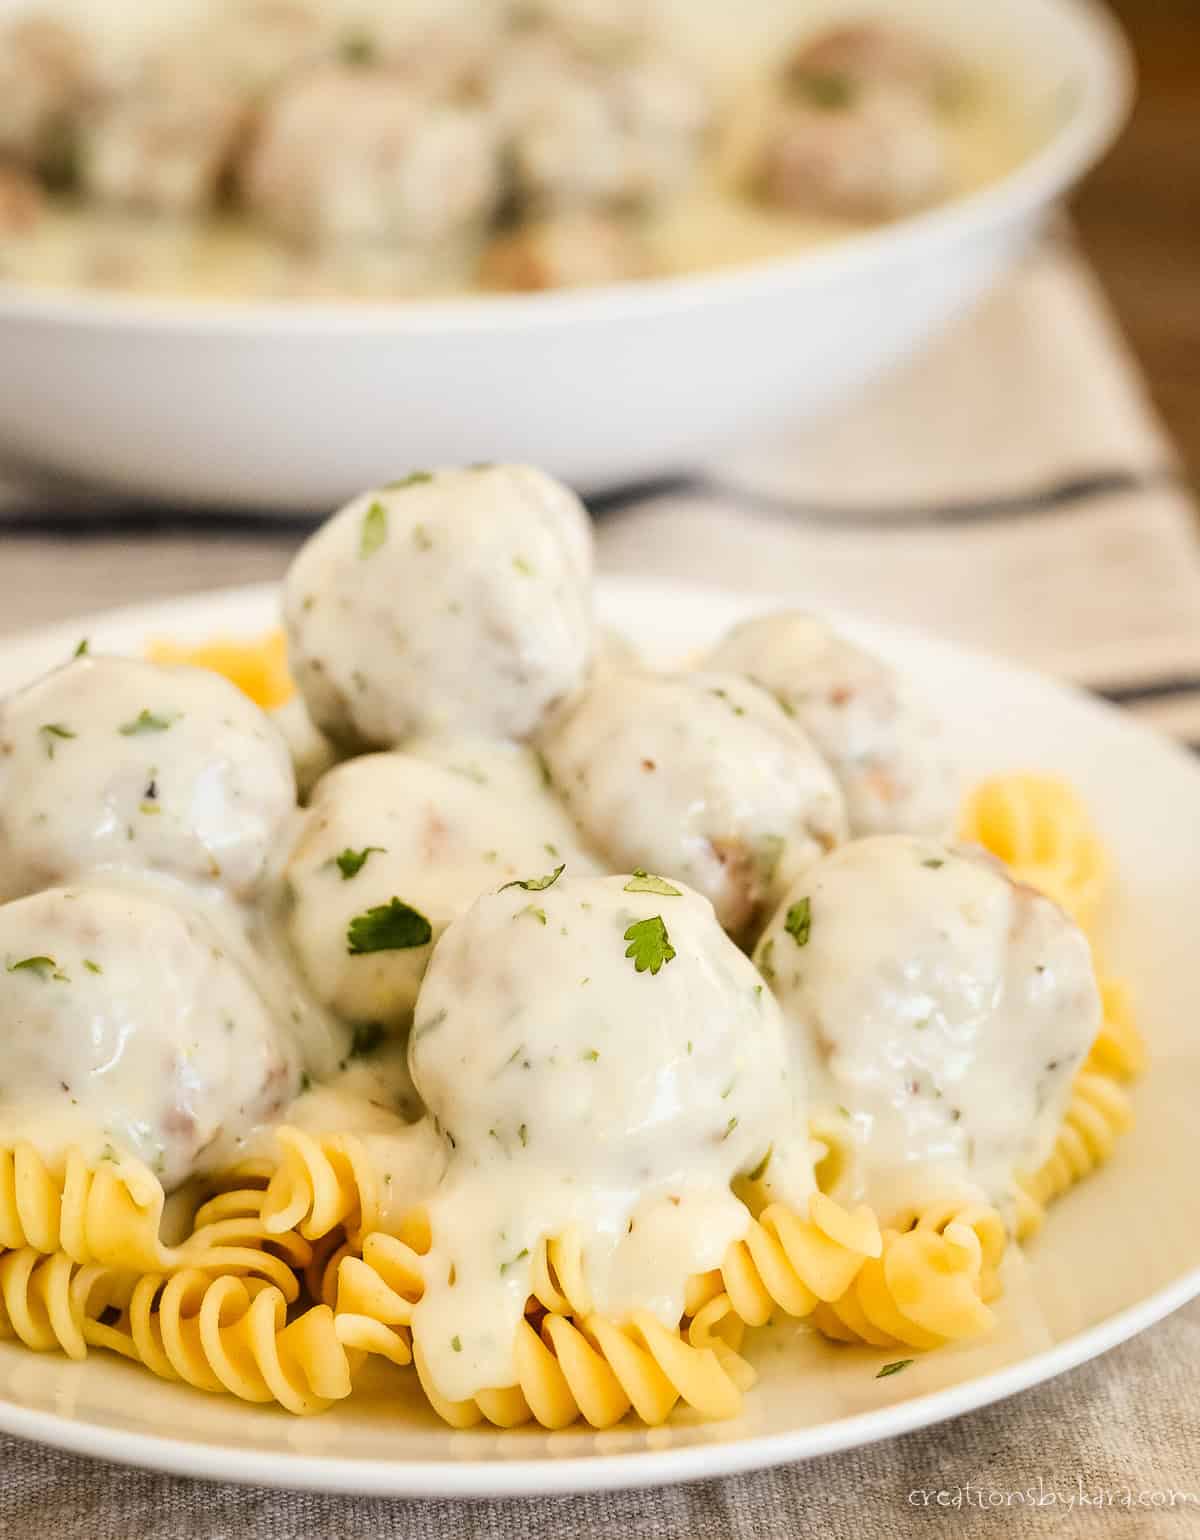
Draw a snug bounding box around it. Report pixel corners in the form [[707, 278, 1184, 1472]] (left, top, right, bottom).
[[1076, 0, 1198, 478]]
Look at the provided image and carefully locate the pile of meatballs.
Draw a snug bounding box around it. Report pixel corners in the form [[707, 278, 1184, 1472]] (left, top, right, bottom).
[[0, 1, 965, 293], [0, 462, 1101, 1243]]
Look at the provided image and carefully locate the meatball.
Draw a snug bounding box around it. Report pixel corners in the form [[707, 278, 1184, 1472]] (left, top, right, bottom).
[[0, 654, 296, 902], [706, 611, 956, 837], [0, 884, 300, 1188], [0, 17, 93, 171], [407, 871, 804, 1400], [540, 669, 846, 940], [753, 83, 949, 220], [755, 836, 1101, 1215], [284, 740, 600, 1032], [283, 465, 595, 748], [81, 56, 249, 216], [490, 29, 710, 214], [479, 211, 654, 291], [782, 20, 958, 105], [241, 64, 500, 252]]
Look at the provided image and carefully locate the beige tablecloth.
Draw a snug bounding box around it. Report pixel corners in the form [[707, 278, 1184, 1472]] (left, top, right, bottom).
[[2, 234, 1200, 1537]]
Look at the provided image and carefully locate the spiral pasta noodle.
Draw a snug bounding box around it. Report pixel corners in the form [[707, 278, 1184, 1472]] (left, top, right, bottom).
[[260, 1128, 382, 1246], [114, 1268, 352, 1416], [958, 773, 1109, 931], [808, 1199, 1007, 1350], [1016, 1071, 1134, 1235], [0, 1144, 314, 1297], [0, 1247, 140, 1363], [1087, 977, 1146, 1082]]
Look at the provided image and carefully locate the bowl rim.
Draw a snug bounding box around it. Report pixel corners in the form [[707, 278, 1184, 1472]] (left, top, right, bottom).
[[0, 0, 1133, 336]]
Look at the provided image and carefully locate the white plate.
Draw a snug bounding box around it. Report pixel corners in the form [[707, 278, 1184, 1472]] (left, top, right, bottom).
[[0, 0, 1130, 509], [2, 576, 1198, 1497]]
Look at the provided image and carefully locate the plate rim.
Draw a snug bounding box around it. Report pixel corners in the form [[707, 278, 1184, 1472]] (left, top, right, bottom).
[[1, 573, 1197, 1498]]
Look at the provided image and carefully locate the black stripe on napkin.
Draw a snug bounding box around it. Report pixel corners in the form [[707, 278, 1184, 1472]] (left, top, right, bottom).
[[591, 467, 1177, 529]]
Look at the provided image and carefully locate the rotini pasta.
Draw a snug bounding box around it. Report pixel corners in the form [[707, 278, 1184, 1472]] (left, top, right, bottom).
[[260, 1128, 381, 1246], [0, 1144, 313, 1295], [0, 1247, 140, 1363], [1016, 1071, 1134, 1233], [809, 1199, 1007, 1349], [1088, 977, 1146, 1082], [147, 630, 294, 710], [958, 773, 1109, 931]]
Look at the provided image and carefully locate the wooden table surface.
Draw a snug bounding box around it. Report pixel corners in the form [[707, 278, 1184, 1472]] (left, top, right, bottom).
[[1073, 0, 1200, 474]]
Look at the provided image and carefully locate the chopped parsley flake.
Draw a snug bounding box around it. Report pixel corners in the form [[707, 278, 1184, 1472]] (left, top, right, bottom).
[[500, 864, 565, 894], [359, 499, 388, 558], [451, 1335, 462, 1353], [758, 936, 777, 982], [521, 905, 547, 925], [347, 898, 432, 954], [39, 722, 76, 758], [6, 955, 60, 979], [512, 555, 534, 577], [518, 1124, 528, 1147], [624, 869, 681, 897], [922, 858, 945, 870], [119, 708, 175, 736], [349, 1022, 387, 1059], [721, 1115, 739, 1141], [708, 686, 745, 716], [385, 470, 434, 491], [784, 897, 812, 947], [83, 959, 102, 974], [793, 71, 856, 110], [499, 1247, 530, 1276], [876, 1359, 913, 1379], [336, 846, 386, 880], [339, 29, 376, 65], [746, 1144, 773, 1182], [624, 916, 676, 975], [73, 638, 89, 658], [582, 1048, 600, 1062]]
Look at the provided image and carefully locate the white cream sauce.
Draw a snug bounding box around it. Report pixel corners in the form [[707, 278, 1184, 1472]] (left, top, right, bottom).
[[540, 667, 846, 942], [706, 610, 958, 838], [406, 872, 811, 1402], [284, 737, 602, 1032], [283, 466, 595, 749], [754, 835, 1101, 1219]]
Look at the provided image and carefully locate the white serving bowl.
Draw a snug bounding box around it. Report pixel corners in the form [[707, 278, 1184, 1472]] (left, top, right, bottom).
[[0, 0, 1130, 511]]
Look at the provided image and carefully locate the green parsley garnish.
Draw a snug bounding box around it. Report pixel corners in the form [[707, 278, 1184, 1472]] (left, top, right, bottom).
[[521, 906, 547, 925], [512, 556, 534, 577], [39, 722, 76, 758], [348, 1021, 386, 1059], [336, 846, 386, 880], [623, 869, 681, 897], [784, 897, 811, 947], [721, 1115, 739, 1141], [624, 916, 676, 975], [119, 709, 175, 736], [876, 1359, 913, 1379], [793, 71, 856, 110], [347, 898, 432, 954], [73, 638, 89, 658], [6, 955, 59, 979], [339, 29, 376, 66], [451, 1335, 462, 1353], [582, 1048, 600, 1062], [83, 959, 102, 974], [360, 499, 388, 558], [518, 1123, 528, 1147], [299, 1071, 312, 1093], [384, 470, 434, 491], [922, 858, 945, 870], [499, 864, 564, 894], [758, 936, 776, 982], [746, 1144, 773, 1182]]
